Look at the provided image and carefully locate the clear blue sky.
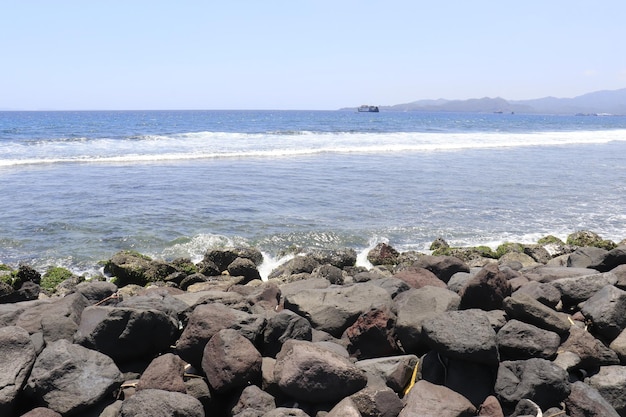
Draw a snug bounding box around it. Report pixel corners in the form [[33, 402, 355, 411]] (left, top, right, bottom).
[[2, 1, 625, 110]]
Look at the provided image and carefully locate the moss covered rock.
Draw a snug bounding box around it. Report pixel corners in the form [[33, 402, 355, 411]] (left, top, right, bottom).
[[104, 250, 177, 287], [566, 230, 616, 250], [41, 266, 74, 292]]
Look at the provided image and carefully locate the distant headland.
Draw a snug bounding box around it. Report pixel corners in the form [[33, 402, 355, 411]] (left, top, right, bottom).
[[343, 88, 626, 115]]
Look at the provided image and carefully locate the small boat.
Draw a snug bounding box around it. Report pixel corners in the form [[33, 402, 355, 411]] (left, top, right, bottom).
[[358, 105, 379, 113]]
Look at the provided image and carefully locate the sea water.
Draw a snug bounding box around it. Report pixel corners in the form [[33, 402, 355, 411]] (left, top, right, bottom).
[[1, 110, 626, 277]]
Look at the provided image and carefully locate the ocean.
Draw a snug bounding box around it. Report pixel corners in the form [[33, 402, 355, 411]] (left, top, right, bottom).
[[1, 110, 626, 278]]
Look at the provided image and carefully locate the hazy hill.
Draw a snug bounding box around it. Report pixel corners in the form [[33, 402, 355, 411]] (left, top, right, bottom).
[[354, 88, 626, 114]]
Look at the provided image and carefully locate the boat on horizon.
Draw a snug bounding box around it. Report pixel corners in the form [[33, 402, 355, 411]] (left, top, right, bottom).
[[357, 105, 379, 113]]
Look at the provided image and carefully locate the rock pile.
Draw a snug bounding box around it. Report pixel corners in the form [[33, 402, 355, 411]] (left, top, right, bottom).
[[1, 232, 626, 416]]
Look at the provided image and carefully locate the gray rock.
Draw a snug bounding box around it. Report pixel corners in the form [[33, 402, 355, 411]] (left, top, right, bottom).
[[589, 246, 626, 272], [394, 286, 460, 353], [609, 328, 626, 363], [228, 257, 262, 284], [325, 397, 362, 417], [512, 281, 561, 308], [349, 386, 404, 417], [204, 247, 263, 271], [564, 381, 620, 417], [523, 266, 600, 283], [560, 325, 619, 368], [551, 272, 618, 306], [422, 309, 499, 366], [567, 247, 609, 269], [262, 310, 312, 358], [75, 305, 178, 362], [283, 283, 392, 337], [367, 277, 410, 299], [74, 280, 118, 304], [459, 263, 512, 311], [367, 243, 400, 266], [176, 303, 265, 368], [355, 354, 418, 392], [311, 264, 344, 285], [119, 388, 205, 417], [310, 248, 357, 269], [136, 353, 186, 393], [410, 255, 470, 283], [231, 385, 276, 417], [494, 358, 570, 411], [586, 365, 626, 416], [25, 339, 123, 415], [580, 285, 626, 341], [269, 255, 320, 279], [202, 329, 262, 393], [496, 319, 561, 360], [447, 271, 474, 294], [262, 408, 310, 417], [399, 380, 477, 417], [19, 407, 63, 417], [503, 293, 571, 335], [273, 340, 367, 403], [0, 326, 37, 415]]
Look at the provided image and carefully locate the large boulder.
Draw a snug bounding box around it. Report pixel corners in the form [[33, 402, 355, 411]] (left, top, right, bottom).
[[496, 319, 561, 360], [564, 381, 620, 417], [586, 365, 626, 416], [310, 248, 357, 269], [25, 340, 123, 415], [119, 388, 205, 417], [422, 309, 499, 366], [367, 243, 400, 266], [136, 353, 187, 393], [559, 325, 619, 368], [567, 247, 609, 269], [283, 283, 392, 337], [262, 310, 312, 358], [494, 358, 570, 411], [459, 263, 512, 310], [394, 286, 460, 353], [176, 303, 265, 368], [227, 257, 262, 284], [0, 326, 37, 415], [355, 354, 418, 392], [104, 250, 177, 286], [399, 380, 477, 417], [410, 255, 470, 283], [503, 293, 571, 335], [273, 340, 367, 403], [75, 306, 178, 362], [580, 284, 626, 341], [203, 247, 263, 271], [393, 267, 446, 289], [590, 246, 626, 272], [551, 272, 618, 306], [349, 386, 404, 417], [230, 384, 276, 417], [202, 329, 262, 393], [344, 304, 399, 359]]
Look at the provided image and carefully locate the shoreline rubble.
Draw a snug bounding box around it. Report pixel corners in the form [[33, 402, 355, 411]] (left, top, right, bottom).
[[1, 230, 626, 416]]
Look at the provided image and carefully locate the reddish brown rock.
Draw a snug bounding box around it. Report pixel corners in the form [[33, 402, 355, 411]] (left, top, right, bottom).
[[137, 353, 187, 393], [344, 305, 399, 359], [393, 267, 447, 289], [459, 264, 512, 311]]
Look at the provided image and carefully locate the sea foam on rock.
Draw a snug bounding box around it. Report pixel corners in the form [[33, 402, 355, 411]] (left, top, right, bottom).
[[2, 235, 626, 415]]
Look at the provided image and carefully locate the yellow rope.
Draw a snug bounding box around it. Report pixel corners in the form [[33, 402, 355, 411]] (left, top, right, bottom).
[[403, 361, 419, 396]]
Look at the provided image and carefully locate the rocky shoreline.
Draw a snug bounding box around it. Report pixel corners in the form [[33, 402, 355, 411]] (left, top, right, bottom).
[[1, 230, 626, 416]]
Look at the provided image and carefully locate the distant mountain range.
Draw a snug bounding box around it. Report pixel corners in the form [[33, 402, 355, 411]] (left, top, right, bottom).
[[348, 88, 626, 115]]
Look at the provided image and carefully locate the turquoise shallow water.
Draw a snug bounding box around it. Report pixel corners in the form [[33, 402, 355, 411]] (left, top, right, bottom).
[[1, 110, 626, 274]]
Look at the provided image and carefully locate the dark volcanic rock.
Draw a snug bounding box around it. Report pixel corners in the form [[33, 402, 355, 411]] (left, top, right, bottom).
[[262, 310, 312, 358], [459, 263, 512, 311], [204, 247, 264, 271], [367, 243, 400, 266], [202, 329, 262, 393], [560, 325, 619, 368], [25, 339, 123, 415], [19, 407, 63, 417], [75, 305, 178, 362], [496, 319, 561, 360], [104, 251, 177, 286], [343, 304, 400, 359], [268, 255, 320, 280], [503, 293, 571, 335], [310, 248, 357, 269], [567, 247, 609, 269], [410, 254, 470, 283], [227, 257, 262, 284], [551, 272, 618, 306], [494, 358, 570, 411], [355, 354, 418, 392], [0, 326, 37, 415], [393, 266, 447, 289], [394, 286, 460, 353], [119, 388, 205, 417], [580, 284, 626, 341], [273, 340, 367, 403], [311, 264, 344, 285], [398, 380, 477, 417], [586, 365, 626, 416], [590, 245, 626, 272], [136, 353, 187, 393], [564, 380, 620, 417], [283, 282, 392, 337], [349, 386, 404, 417], [422, 309, 499, 366], [230, 384, 276, 417], [176, 303, 265, 368], [512, 281, 561, 308]]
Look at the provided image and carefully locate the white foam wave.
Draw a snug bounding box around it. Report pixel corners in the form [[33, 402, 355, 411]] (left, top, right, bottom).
[[2, 129, 626, 167]]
